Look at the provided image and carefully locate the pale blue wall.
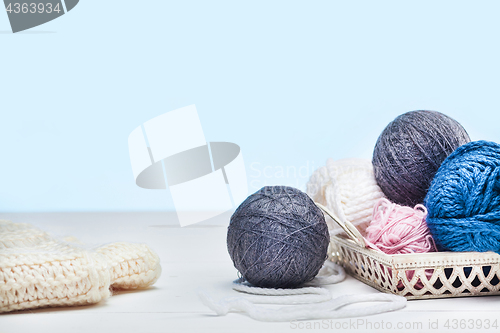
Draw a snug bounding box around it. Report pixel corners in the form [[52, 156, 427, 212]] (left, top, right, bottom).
[[1, 1, 499, 212]]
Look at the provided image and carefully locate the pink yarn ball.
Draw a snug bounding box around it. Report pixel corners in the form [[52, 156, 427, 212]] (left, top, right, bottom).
[[365, 198, 436, 254]]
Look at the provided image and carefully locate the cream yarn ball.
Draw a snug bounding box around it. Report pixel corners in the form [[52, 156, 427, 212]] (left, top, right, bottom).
[[306, 158, 385, 232]]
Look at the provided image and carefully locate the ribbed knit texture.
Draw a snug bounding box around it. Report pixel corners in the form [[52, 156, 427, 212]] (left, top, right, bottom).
[[425, 140, 500, 253], [0, 220, 162, 313]]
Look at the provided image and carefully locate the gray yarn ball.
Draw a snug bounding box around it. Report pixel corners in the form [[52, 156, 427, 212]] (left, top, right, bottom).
[[372, 110, 470, 207], [227, 186, 330, 289]]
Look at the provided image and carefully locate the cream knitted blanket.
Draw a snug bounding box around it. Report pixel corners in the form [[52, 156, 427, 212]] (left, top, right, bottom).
[[0, 220, 161, 313]]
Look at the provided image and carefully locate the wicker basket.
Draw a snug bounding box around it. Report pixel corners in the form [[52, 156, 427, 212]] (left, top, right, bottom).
[[316, 203, 500, 300]]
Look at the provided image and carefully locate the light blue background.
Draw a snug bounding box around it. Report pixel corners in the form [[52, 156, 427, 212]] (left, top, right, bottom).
[[0, 1, 499, 212]]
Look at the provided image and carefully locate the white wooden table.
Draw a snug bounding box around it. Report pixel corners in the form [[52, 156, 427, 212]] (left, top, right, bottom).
[[1, 212, 499, 333]]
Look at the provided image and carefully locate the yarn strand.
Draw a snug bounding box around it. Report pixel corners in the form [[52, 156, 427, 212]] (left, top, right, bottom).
[[199, 261, 406, 322]]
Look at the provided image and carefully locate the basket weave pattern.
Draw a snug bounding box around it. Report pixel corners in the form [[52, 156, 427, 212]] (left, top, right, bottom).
[[331, 234, 500, 299]]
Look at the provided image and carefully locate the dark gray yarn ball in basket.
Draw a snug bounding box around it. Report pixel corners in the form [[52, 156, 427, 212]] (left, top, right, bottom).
[[227, 186, 330, 289], [372, 110, 470, 207]]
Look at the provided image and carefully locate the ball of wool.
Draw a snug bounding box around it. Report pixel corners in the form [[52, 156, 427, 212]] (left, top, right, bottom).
[[365, 198, 437, 255], [306, 158, 385, 231], [425, 140, 500, 253], [372, 110, 470, 207], [227, 186, 330, 288]]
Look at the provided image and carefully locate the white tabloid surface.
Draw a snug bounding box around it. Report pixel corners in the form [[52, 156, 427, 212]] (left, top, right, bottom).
[[1, 212, 499, 333]]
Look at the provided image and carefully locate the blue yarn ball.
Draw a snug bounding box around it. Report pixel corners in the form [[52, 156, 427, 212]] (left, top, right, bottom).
[[227, 186, 330, 288], [425, 140, 500, 253]]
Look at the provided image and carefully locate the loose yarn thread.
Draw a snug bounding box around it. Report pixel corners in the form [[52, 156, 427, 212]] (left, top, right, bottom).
[[372, 110, 470, 207], [425, 140, 500, 253], [227, 186, 330, 288], [199, 261, 407, 322], [365, 198, 437, 255]]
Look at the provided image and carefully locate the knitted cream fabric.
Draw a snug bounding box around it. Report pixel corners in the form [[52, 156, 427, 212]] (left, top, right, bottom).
[[306, 158, 385, 232], [0, 220, 161, 313]]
